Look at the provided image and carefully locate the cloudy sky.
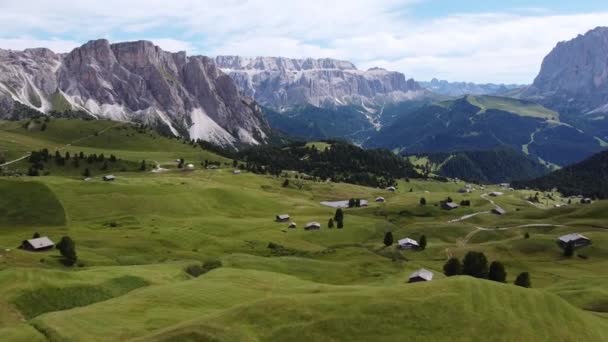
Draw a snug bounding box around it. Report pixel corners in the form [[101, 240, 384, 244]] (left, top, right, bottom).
[[1, 0, 607, 83]]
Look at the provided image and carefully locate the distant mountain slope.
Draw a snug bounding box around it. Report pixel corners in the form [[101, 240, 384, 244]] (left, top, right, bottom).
[[214, 56, 425, 109], [522, 27, 608, 141], [265, 105, 375, 141], [413, 147, 549, 184], [420, 78, 524, 97], [0, 40, 269, 146], [367, 95, 604, 166], [264, 99, 432, 144], [513, 150, 608, 199]]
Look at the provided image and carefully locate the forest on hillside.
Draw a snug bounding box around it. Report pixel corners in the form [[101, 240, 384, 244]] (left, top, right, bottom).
[[237, 141, 422, 188], [513, 150, 608, 198]]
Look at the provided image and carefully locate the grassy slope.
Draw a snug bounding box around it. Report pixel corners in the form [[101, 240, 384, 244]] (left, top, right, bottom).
[[31, 270, 608, 342], [467, 95, 559, 120], [0, 119, 606, 341], [0, 119, 229, 174], [0, 179, 66, 227]]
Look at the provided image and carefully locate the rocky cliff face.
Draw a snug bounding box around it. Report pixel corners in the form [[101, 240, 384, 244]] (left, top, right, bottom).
[[0, 39, 269, 146], [524, 27, 608, 115], [214, 56, 424, 109]]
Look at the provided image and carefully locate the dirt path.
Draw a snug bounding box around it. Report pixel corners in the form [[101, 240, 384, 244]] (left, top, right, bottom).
[[462, 223, 565, 246], [151, 160, 169, 173], [447, 193, 501, 223], [448, 211, 490, 223], [0, 153, 31, 167]]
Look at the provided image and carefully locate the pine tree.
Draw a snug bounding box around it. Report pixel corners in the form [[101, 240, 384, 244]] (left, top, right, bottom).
[[328, 218, 334, 228], [334, 208, 344, 229], [514, 272, 531, 288], [443, 257, 461, 276], [282, 179, 290, 187], [56, 236, 77, 266], [488, 261, 507, 282], [140, 160, 147, 171], [83, 168, 91, 177], [462, 251, 488, 278], [383, 231, 393, 247], [420, 197, 426, 205], [419, 235, 427, 250]]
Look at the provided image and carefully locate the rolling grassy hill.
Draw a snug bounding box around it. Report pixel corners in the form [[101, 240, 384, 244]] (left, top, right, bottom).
[[0, 118, 230, 176], [466, 95, 559, 120], [0, 118, 607, 341]]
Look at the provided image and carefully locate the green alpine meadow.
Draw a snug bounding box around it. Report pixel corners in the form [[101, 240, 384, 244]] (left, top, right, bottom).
[[0, 118, 607, 341]]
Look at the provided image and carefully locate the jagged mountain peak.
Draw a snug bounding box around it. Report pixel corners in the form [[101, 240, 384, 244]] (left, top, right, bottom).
[[214, 55, 423, 109], [524, 26, 608, 115], [0, 39, 269, 146]]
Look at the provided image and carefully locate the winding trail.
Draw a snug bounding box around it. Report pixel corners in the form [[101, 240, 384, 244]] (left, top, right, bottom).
[[447, 193, 501, 223], [444, 190, 565, 259], [0, 154, 31, 167]]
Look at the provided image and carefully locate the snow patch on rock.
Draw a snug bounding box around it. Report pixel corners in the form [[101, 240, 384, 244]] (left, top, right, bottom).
[[188, 108, 236, 146]]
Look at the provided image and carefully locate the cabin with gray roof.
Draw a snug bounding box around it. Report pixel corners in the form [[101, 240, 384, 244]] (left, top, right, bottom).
[[20, 236, 55, 251], [102, 175, 115, 181], [408, 268, 434, 283], [305, 222, 321, 230], [398, 238, 419, 250], [492, 207, 507, 215], [558, 233, 591, 249], [442, 202, 459, 210], [276, 214, 290, 222]]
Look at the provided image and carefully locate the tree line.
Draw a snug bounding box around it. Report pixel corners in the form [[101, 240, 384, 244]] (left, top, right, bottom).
[[233, 141, 422, 188], [443, 251, 531, 288]]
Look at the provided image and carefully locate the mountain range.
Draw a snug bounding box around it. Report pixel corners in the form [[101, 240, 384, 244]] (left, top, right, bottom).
[[214, 56, 425, 110], [1, 27, 608, 167], [419, 79, 524, 97], [0, 39, 269, 146]]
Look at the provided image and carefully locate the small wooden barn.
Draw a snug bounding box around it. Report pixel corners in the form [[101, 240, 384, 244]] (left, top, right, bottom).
[[20, 236, 55, 251], [398, 238, 419, 250], [408, 268, 434, 283], [558, 233, 591, 249], [442, 202, 459, 210], [305, 222, 321, 230], [276, 214, 290, 222], [492, 207, 507, 215]]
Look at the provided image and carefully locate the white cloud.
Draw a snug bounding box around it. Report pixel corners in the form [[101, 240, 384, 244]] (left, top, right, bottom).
[[0, 38, 81, 53], [0, 1, 606, 83]]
